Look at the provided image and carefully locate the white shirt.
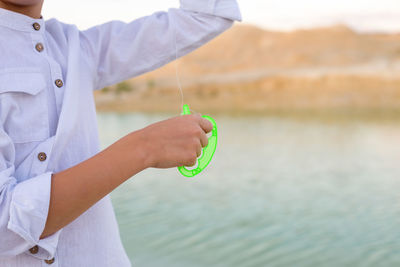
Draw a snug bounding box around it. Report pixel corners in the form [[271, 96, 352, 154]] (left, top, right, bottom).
[[0, 1, 241, 266]]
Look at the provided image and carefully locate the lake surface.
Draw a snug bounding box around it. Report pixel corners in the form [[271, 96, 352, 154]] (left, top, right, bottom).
[[97, 112, 400, 267]]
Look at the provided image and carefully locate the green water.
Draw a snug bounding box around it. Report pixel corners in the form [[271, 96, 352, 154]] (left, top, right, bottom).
[[97, 112, 400, 267]]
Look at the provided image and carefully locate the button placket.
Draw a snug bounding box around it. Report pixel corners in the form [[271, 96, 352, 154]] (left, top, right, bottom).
[[30, 138, 54, 177], [49, 64, 65, 116], [31, 34, 45, 55]]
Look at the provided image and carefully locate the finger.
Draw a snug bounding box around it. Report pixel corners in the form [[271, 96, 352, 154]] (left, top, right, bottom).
[[199, 117, 213, 133], [196, 142, 202, 157], [199, 132, 209, 148], [185, 157, 197, 167]]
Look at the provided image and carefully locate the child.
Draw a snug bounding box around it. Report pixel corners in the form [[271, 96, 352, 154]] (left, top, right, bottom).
[[0, 0, 241, 266]]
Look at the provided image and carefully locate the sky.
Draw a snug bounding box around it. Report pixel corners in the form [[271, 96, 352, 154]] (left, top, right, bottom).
[[42, 0, 400, 33]]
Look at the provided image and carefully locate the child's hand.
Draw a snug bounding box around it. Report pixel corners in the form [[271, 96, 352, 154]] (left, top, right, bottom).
[[137, 114, 214, 169]]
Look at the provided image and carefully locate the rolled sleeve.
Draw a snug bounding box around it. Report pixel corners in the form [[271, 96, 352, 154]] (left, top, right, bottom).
[[180, 0, 242, 21], [80, 0, 241, 91], [7, 172, 61, 260], [0, 125, 61, 260]]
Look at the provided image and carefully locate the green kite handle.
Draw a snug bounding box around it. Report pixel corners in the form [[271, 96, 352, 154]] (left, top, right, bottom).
[[178, 104, 218, 178]]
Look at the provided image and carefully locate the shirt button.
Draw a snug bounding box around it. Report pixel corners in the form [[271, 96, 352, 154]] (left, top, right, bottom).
[[55, 79, 64, 88], [38, 152, 47, 162], [32, 22, 41, 31], [35, 43, 44, 52], [29, 245, 39, 254], [44, 258, 55, 264]]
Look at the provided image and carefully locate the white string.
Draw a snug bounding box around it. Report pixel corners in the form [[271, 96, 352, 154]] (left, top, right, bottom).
[[174, 26, 185, 109], [173, 23, 199, 116]]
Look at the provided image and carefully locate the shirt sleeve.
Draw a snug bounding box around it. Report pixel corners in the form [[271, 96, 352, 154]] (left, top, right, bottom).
[[0, 126, 61, 260], [79, 0, 242, 90]]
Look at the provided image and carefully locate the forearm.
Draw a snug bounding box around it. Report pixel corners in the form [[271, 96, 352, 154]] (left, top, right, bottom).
[[40, 131, 148, 239]]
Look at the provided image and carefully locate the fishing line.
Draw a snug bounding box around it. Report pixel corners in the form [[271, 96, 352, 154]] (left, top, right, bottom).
[[174, 25, 185, 110], [173, 24, 200, 115]]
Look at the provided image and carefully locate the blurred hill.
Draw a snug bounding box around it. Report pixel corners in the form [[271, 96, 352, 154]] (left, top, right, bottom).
[[95, 25, 400, 114]]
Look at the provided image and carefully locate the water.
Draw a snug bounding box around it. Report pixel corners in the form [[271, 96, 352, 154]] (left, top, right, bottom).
[[97, 112, 400, 267]]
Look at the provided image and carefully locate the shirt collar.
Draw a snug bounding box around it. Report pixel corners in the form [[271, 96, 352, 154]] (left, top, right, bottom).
[[0, 7, 45, 33]]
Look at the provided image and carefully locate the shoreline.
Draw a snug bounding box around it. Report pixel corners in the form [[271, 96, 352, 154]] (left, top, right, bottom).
[[94, 75, 400, 116], [96, 107, 400, 125]]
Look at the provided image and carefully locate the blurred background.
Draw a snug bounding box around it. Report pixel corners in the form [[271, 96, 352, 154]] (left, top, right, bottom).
[[46, 1, 400, 266]]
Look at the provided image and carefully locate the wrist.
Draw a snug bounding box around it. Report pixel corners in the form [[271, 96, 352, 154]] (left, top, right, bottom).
[[104, 130, 150, 180], [126, 129, 153, 170]]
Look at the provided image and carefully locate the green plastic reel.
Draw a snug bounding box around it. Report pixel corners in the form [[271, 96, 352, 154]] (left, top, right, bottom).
[[178, 104, 218, 178]]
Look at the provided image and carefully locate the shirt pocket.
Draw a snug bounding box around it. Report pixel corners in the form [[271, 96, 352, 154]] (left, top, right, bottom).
[[0, 71, 49, 143]]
